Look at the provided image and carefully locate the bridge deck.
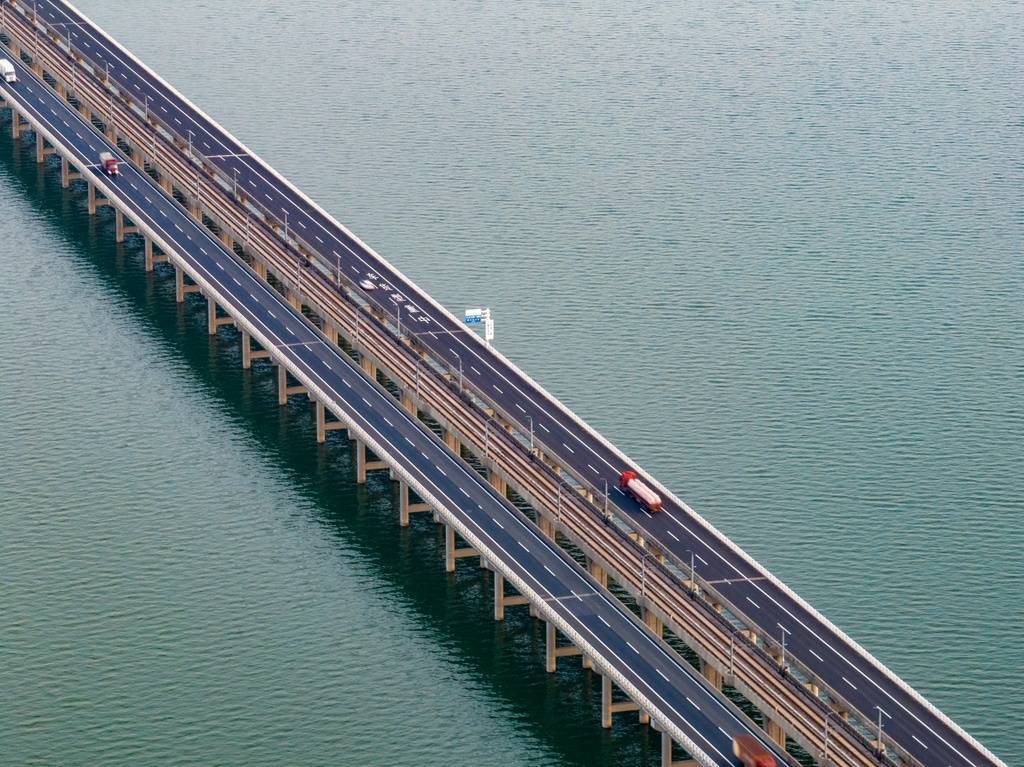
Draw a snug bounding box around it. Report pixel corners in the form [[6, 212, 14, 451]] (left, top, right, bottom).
[[3, 2, 1006, 765], [0, 48, 795, 767]]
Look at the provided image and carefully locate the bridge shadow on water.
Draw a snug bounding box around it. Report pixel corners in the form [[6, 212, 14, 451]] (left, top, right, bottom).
[[0, 117, 682, 767]]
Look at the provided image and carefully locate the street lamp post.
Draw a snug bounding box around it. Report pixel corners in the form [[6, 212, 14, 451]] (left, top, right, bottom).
[[823, 709, 836, 766], [526, 415, 533, 450], [875, 706, 889, 757], [640, 553, 647, 597]]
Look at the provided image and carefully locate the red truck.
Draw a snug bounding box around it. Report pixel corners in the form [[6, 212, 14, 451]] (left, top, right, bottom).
[[619, 470, 663, 513], [99, 151, 119, 176], [733, 734, 777, 767]]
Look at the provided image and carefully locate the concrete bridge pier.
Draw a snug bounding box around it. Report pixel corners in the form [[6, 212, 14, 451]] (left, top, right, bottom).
[[401, 391, 416, 416], [601, 674, 648, 727], [276, 365, 307, 405], [87, 182, 112, 216], [240, 330, 271, 369], [700, 659, 724, 690], [35, 134, 56, 164], [359, 355, 377, 380], [144, 238, 169, 272], [205, 296, 234, 335], [115, 209, 140, 243], [545, 621, 584, 672], [315, 401, 347, 444], [398, 481, 431, 526], [444, 524, 479, 572], [11, 112, 29, 139], [493, 571, 531, 620], [442, 429, 460, 455], [60, 156, 82, 188], [765, 717, 786, 748], [587, 558, 609, 589], [173, 266, 201, 303], [657, 728, 699, 767], [354, 439, 388, 484], [488, 470, 507, 497], [642, 608, 663, 638]]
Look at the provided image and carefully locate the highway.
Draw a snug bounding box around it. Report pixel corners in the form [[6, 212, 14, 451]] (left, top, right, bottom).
[[7, 3, 1006, 765], [0, 45, 797, 767]]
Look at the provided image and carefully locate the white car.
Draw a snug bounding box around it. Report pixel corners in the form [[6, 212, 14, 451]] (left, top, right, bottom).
[[358, 279, 376, 290]]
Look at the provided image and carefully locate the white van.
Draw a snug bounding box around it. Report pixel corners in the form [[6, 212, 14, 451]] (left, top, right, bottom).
[[0, 59, 16, 84]]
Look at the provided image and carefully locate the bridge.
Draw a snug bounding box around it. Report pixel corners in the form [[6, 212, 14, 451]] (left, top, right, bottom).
[[0, 3, 1006, 767]]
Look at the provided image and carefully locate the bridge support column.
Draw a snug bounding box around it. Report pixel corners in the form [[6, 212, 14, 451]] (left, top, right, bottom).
[[587, 558, 608, 589], [444, 525, 479, 572], [488, 470, 507, 498], [601, 675, 646, 728], [175, 267, 201, 303], [765, 717, 786, 748], [545, 621, 583, 673], [60, 156, 82, 188], [206, 297, 234, 335], [360, 355, 377, 380], [323, 324, 339, 346], [315, 401, 347, 444], [700, 659, 723, 690], [398, 481, 431, 526], [286, 289, 301, 310], [401, 391, 416, 416], [158, 173, 173, 195], [11, 112, 28, 140], [35, 135, 56, 164], [442, 429, 460, 455], [538, 514, 556, 541], [642, 608, 663, 638], [660, 731, 699, 767], [115, 210, 140, 243], [493, 572, 530, 620], [253, 260, 267, 280], [144, 238, 169, 271], [355, 440, 388, 484], [240, 330, 271, 369], [277, 365, 308, 405]]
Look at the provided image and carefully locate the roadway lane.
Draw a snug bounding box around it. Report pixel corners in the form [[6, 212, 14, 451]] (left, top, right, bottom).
[[14, 4, 1004, 765], [0, 48, 796, 767]]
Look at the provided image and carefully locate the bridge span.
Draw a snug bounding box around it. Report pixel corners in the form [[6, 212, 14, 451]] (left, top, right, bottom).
[[0, 3, 1007, 767]]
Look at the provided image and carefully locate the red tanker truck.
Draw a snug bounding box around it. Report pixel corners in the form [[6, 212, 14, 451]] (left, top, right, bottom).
[[99, 151, 119, 176], [619, 470, 663, 513], [733, 734, 777, 767]]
